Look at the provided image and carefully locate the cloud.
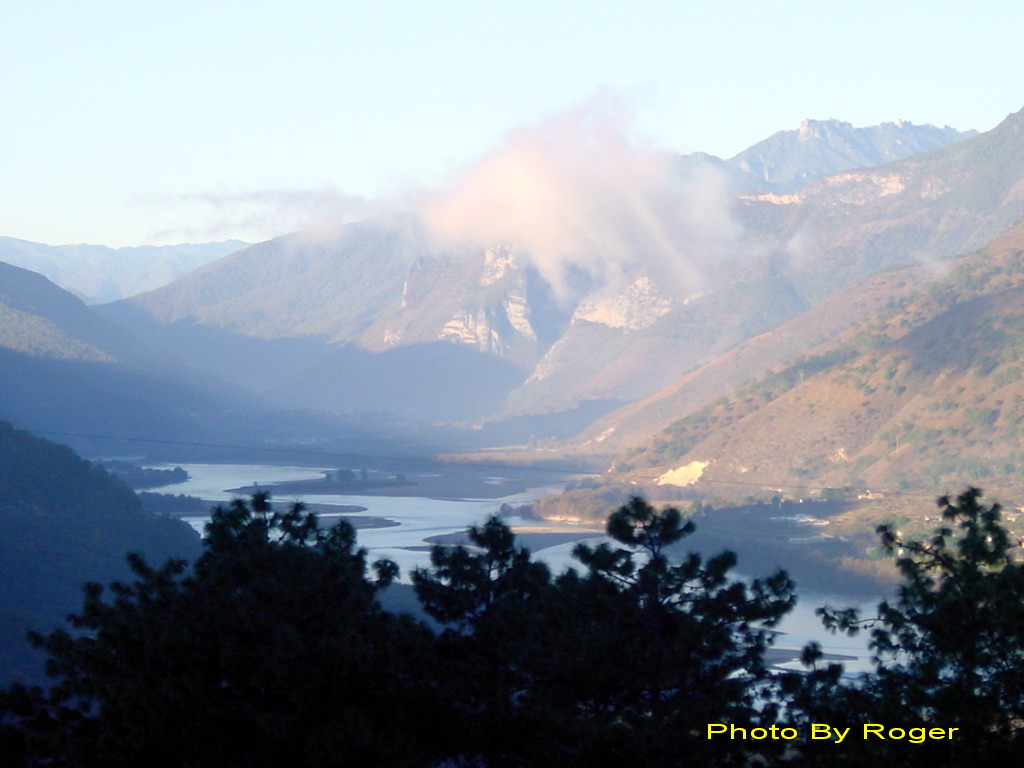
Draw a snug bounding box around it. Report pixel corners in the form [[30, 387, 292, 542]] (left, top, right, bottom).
[[139, 96, 749, 299], [143, 188, 377, 244], [417, 96, 744, 299]]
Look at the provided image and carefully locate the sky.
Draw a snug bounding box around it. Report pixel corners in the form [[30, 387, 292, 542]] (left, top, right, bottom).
[[2, 0, 1022, 248]]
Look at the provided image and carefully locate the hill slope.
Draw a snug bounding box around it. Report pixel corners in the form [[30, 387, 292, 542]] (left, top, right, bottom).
[[0, 261, 167, 364], [618, 219, 1024, 497], [0, 421, 200, 683], [574, 266, 930, 451], [0, 261, 260, 443]]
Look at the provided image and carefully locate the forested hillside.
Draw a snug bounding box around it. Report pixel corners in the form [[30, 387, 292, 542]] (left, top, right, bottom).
[[0, 422, 199, 684]]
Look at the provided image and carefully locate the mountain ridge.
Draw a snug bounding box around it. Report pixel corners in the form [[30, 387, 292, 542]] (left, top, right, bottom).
[[728, 118, 975, 192], [91, 111, 1017, 428], [615, 218, 1024, 497], [0, 237, 247, 303]]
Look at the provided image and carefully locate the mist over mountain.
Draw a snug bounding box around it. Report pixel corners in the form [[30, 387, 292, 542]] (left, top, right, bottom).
[[577, 106, 1024, 467], [0, 238, 247, 303], [0, 261, 254, 444], [84, 109, 1023, 445]]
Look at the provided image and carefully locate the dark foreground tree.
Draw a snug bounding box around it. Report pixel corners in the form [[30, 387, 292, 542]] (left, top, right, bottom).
[[564, 497, 796, 766], [0, 493, 446, 768], [785, 487, 1024, 766], [414, 496, 796, 767], [411, 515, 554, 766]]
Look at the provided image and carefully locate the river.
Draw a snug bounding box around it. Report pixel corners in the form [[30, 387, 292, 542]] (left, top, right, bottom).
[[148, 461, 879, 671]]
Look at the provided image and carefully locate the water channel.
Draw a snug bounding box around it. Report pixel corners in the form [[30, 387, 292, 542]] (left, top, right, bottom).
[[149, 462, 879, 672]]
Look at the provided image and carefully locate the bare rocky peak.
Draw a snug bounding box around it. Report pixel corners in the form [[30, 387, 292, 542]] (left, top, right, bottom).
[[729, 118, 976, 192]]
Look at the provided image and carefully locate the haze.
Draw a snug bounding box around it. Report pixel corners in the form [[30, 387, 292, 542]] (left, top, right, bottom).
[[2, 0, 1021, 247]]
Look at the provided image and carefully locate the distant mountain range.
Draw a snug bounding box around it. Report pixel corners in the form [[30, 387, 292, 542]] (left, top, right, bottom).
[[3, 110, 1016, 471], [0, 238, 247, 303], [90, 110, 1015, 434]]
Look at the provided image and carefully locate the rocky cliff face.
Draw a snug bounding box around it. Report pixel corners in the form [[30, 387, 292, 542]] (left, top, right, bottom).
[[368, 245, 561, 368], [437, 247, 539, 353], [571, 276, 675, 331], [94, 112, 1018, 427]]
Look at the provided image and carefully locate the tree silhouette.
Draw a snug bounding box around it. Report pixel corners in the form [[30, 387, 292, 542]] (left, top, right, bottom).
[[786, 487, 1024, 766], [27, 489, 1023, 766], [412, 497, 796, 767], [0, 493, 445, 768], [411, 516, 554, 766], [565, 497, 796, 766]]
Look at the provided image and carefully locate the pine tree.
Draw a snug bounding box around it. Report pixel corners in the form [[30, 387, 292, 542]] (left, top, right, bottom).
[[786, 487, 1024, 766], [0, 494, 445, 768], [413, 497, 796, 767]]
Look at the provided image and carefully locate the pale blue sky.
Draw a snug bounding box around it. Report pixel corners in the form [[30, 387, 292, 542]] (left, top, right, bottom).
[[2, 0, 1021, 246]]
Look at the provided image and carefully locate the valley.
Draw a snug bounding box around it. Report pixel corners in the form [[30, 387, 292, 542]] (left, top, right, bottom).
[[4, 107, 1024, 642], [8, 7, 1024, 761], [137, 458, 878, 669]]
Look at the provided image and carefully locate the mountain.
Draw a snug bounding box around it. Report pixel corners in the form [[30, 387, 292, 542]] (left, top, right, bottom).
[[99, 219, 564, 419], [615, 219, 1024, 497], [503, 109, 1021, 416], [671, 151, 772, 193], [664, 119, 975, 197], [96, 111, 1016, 430], [106, 218, 418, 340], [736, 107, 1024, 302], [0, 421, 200, 683], [727, 118, 975, 192], [567, 105, 1024, 463], [573, 265, 931, 451], [0, 261, 259, 445], [97, 217, 422, 396], [0, 260, 162, 364], [0, 238, 246, 303], [100, 219, 803, 422]]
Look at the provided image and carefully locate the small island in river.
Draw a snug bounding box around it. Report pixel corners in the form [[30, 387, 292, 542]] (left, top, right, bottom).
[[226, 467, 414, 497]]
